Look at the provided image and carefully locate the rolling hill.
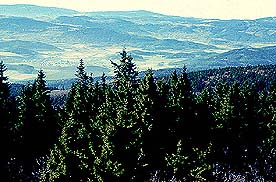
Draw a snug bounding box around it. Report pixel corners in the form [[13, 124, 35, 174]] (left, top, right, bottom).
[[0, 4, 276, 81]]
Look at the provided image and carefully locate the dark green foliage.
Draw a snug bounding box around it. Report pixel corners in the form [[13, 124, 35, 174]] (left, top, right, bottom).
[[42, 60, 109, 181], [2, 52, 276, 181], [188, 64, 276, 93], [0, 61, 14, 180], [43, 54, 276, 181], [14, 70, 58, 180], [139, 69, 165, 176], [0, 61, 9, 104], [111, 49, 138, 89]]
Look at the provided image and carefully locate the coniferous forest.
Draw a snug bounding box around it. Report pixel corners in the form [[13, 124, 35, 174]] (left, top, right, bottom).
[[1, 50, 276, 181]]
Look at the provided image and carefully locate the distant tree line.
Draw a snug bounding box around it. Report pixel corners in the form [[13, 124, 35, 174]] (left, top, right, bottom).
[[187, 64, 276, 93], [0, 50, 276, 181]]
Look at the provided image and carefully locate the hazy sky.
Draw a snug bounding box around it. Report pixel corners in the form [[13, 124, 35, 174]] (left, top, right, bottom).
[[1, 0, 276, 19]]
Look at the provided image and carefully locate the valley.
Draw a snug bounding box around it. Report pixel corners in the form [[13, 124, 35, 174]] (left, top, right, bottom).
[[0, 4, 276, 81]]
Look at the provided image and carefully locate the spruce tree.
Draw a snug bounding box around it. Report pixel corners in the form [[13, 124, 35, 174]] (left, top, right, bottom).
[[258, 81, 276, 180], [111, 49, 138, 89], [165, 68, 212, 181], [16, 70, 56, 180], [137, 70, 163, 180], [0, 61, 13, 179], [107, 50, 143, 180], [0, 61, 9, 108], [43, 60, 107, 181], [241, 84, 261, 167], [226, 82, 245, 171], [211, 82, 231, 167]]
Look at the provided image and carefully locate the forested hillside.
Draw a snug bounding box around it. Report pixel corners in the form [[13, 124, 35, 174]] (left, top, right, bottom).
[[0, 51, 276, 181], [152, 64, 276, 92]]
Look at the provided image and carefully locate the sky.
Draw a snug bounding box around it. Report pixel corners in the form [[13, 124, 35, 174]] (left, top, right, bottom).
[[1, 0, 276, 19]]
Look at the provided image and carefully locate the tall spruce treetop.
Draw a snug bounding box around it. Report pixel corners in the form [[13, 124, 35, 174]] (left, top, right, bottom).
[[34, 70, 47, 93], [111, 49, 138, 88], [0, 61, 8, 83], [76, 59, 88, 83], [66, 59, 91, 115], [15, 69, 57, 180], [178, 66, 192, 99], [0, 61, 9, 105]]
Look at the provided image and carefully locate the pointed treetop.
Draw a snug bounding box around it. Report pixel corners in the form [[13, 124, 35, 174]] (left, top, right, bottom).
[[111, 49, 138, 87], [33, 70, 48, 95], [36, 70, 46, 83], [76, 59, 88, 81], [0, 61, 8, 83], [120, 49, 127, 60]]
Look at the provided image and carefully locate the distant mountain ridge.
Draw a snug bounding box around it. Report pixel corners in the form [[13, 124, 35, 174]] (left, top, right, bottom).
[[0, 4, 276, 81], [0, 4, 78, 19]]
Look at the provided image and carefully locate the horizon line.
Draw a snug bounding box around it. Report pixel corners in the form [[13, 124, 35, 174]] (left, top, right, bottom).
[[0, 3, 276, 21]]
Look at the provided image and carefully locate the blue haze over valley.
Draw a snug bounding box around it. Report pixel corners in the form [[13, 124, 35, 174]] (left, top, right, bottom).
[[1, 4, 276, 81]]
